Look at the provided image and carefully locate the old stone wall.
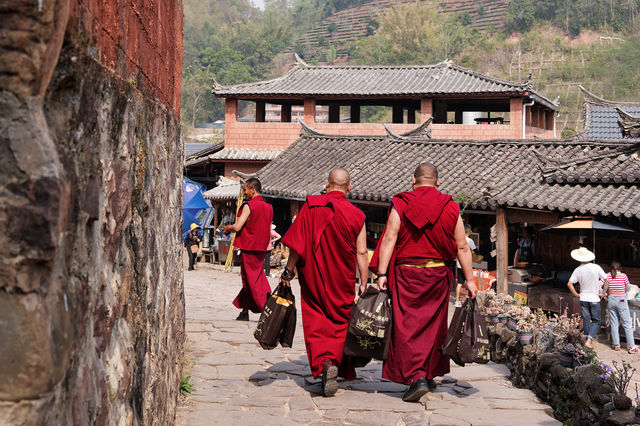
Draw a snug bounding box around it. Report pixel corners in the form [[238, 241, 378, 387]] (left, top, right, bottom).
[[0, 0, 184, 424]]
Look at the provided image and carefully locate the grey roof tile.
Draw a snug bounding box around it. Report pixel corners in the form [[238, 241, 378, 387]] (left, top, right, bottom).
[[209, 148, 282, 161], [257, 133, 640, 218], [214, 61, 557, 110]]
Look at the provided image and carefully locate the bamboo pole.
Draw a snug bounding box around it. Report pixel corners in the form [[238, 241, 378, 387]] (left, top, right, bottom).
[[224, 184, 245, 273]]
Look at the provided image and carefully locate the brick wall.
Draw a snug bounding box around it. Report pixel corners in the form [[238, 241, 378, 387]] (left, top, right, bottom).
[[225, 121, 530, 149], [69, 0, 183, 112], [224, 162, 269, 178]]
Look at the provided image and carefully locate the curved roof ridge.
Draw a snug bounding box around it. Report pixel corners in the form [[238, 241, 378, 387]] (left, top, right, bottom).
[[579, 85, 640, 107], [211, 67, 301, 93]]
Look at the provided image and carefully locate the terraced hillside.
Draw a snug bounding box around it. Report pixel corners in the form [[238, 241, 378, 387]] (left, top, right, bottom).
[[291, 0, 508, 61]]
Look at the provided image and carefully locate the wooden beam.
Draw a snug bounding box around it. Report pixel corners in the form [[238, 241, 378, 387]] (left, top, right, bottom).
[[496, 208, 508, 295]]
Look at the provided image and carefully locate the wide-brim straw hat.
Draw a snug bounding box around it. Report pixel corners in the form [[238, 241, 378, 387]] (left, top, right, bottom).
[[571, 247, 595, 262], [190, 223, 200, 231]]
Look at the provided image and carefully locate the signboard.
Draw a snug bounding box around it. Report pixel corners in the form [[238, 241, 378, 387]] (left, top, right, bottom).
[[513, 290, 528, 305]]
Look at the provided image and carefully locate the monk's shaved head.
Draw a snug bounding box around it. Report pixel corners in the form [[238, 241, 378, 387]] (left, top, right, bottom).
[[413, 162, 438, 185], [326, 168, 351, 193]]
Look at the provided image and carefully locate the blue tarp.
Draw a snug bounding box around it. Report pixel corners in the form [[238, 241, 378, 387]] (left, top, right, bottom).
[[182, 177, 214, 240]]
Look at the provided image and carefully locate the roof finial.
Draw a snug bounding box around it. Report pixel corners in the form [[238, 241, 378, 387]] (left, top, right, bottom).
[[297, 119, 326, 136], [294, 52, 309, 67], [211, 75, 223, 93]]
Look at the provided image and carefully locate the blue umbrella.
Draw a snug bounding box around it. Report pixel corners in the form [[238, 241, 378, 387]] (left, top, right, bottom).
[[182, 177, 214, 240]]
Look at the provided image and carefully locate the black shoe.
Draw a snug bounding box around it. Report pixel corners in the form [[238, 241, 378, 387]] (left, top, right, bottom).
[[322, 360, 338, 397], [402, 377, 429, 402], [427, 379, 437, 391], [235, 312, 249, 321], [188, 267, 194, 271]]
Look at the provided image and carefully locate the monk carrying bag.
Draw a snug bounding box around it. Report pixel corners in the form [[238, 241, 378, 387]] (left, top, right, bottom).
[[440, 298, 490, 366], [344, 286, 392, 361], [254, 285, 296, 350]]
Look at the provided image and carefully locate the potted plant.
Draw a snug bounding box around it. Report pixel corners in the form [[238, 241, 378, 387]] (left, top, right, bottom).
[[556, 342, 576, 367], [486, 306, 501, 324], [516, 316, 535, 345], [601, 361, 636, 410]]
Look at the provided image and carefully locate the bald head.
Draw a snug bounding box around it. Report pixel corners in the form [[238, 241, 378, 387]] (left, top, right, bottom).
[[326, 168, 351, 193], [413, 162, 439, 187]]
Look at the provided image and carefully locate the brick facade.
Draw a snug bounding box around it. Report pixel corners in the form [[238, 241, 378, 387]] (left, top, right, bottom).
[[224, 162, 270, 179], [69, 0, 183, 112]]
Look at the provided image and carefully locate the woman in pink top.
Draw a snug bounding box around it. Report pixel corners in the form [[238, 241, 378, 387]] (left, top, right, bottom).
[[605, 261, 638, 353], [264, 224, 281, 276]]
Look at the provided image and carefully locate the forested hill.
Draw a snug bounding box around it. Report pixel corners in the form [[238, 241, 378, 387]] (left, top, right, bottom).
[[182, 0, 640, 137]]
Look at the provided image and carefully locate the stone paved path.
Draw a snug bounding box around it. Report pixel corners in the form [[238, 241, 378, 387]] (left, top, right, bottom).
[[175, 262, 560, 425]]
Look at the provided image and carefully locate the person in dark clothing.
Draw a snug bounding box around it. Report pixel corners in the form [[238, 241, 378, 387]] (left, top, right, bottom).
[[185, 223, 201, 270]]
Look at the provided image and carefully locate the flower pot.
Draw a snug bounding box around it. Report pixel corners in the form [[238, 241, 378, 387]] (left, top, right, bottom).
[[498, 314, 507, 325], [612, 395, 632, 410], [518, 331, 534, 345], [507, 316, 519, 331], [488, 314, 499, 324], [558, 351, 574, 368]]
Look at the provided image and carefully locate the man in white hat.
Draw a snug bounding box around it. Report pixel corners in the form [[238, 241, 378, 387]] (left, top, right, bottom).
[[567, 247, 609, 348]]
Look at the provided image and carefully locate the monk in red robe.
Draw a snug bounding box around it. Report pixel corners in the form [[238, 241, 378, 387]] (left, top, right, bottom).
[[280, 169, 369, 397], [224, 178, 273, 321], [370, 162, 477, 402]]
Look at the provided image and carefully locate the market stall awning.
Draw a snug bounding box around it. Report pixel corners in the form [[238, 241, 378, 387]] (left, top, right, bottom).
[[540, 216, 635, 232]]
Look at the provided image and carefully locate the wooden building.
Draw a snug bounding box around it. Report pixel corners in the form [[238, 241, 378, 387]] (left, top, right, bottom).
[[210, 56, 558, 179]]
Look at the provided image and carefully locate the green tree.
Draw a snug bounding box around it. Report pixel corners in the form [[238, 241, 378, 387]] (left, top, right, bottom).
[[506, 0, 536, 32], [352, 1, 472, 65]]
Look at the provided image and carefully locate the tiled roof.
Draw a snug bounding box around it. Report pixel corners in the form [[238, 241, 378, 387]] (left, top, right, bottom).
[[580, 86, 640, 140], [209, 148, 282, 161], [256, 130, 640, 218], [213, 60, 557, 110], [184, 142, 225, 167], [203, 176, 241, 201], [185, 142, 218, 157]]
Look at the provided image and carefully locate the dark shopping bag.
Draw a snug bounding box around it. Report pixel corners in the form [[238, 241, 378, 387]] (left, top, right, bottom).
[[344, 286, 392, 361], [254, 285, 295, 350], [440, 298, 490, 366], [279, 288, 297, 348]]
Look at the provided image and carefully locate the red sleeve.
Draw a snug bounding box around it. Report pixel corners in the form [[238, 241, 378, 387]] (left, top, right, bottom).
[[281, 203, 311, 261]]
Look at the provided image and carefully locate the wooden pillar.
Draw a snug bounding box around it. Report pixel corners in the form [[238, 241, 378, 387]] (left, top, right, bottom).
[[496, 208, 509, 295], [407, 107, 416, 124], [281, 104, 291, 122], [304, 98, 316, 123], [255, 101, 265, 122], [455, 110, 463, 124], [350, 104, 360, 123], [392, 105, 403, 124], [420, 98, 433, 123], [433, 100, 447, 124], [328, 104, 340, 123], [213, 202, 221, 230]]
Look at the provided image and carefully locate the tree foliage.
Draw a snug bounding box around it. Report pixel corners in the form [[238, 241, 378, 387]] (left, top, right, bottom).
[[506, 0, 640, 35], [351, 1, 473, 65]]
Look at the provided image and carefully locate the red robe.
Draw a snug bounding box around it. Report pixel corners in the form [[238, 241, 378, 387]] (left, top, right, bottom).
[[233, 195, 273, 313], [282, 191, 365, 379], [370, 186, 459, 384]]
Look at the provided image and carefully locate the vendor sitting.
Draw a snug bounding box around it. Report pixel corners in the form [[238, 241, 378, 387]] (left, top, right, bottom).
[[513, 227, 535, 266]]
